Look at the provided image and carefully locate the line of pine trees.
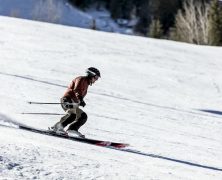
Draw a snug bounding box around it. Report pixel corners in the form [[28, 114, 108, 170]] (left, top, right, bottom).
[[68, 0, 222, 46]]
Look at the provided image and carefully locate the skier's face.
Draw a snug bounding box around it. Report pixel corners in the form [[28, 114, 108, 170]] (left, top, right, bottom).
[[91, 75, 99, 84]]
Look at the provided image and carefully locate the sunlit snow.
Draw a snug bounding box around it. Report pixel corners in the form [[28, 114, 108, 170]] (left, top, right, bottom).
[[0, 16, 222, 180]]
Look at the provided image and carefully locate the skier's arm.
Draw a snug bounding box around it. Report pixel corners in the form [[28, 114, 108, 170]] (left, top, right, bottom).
[[68, 80, 75, 91], [73, 78, 86, 107]]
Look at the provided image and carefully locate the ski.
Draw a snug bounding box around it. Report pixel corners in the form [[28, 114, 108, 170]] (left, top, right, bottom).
[[17, 124, 129, 149]]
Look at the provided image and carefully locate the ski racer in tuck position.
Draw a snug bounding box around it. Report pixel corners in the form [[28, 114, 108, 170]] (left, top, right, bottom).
[[51, 67, 101, 137]]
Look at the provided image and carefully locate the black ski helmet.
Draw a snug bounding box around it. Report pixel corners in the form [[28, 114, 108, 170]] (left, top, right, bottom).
[[86, 67, 101, 78]]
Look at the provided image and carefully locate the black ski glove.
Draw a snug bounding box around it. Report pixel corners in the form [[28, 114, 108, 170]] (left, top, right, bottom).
[[79, 100, 86, 107], [79, 97, 86, 107], [63, 98, 74, 108]]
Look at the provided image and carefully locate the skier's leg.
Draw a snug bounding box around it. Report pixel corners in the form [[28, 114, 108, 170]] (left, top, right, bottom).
[[52, 111, 76, 132], [60, 113, 76, 127], [67, 108, 87, 131], [51, 97, 77, 131]]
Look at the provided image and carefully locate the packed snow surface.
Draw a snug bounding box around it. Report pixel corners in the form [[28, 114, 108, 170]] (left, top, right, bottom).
[[0, 16, 222, 180]]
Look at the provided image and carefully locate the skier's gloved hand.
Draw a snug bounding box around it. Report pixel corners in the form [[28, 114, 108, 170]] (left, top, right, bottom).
[[79, 100, 86, 107], [64, 102, 73, 109], [63, 99, 72, 109], [79, 96, 86, 107]]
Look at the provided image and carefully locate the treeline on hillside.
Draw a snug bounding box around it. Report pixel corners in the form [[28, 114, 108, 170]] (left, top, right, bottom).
[[68, 0, 222, 46]]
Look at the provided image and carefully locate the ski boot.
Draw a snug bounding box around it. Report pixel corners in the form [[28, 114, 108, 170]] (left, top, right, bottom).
[[49, 122, 67, 135], [66, 129, 85, 138]]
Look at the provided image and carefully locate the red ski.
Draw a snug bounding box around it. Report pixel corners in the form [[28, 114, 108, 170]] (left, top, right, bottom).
[[18, 124, 129, 149]]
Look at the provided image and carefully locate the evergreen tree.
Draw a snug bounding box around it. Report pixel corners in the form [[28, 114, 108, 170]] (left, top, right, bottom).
[[109, 0, 134, 19], [208, 0, 222, 46], [157, 0, 182, 34], [148, 18, 163, 38], [68, 0, 95, 9], [109, 0, 123, 19], [134, 0, 151, 35], [135, 0, 182, 35], [67, 0, 186, 39]]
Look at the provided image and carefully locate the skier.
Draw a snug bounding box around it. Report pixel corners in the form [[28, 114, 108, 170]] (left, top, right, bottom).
[[51, 67, 101, 137]]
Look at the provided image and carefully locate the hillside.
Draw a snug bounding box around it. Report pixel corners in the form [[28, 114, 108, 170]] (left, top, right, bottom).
[[0, 0, 131, 34], [0, 16, 222, 179]]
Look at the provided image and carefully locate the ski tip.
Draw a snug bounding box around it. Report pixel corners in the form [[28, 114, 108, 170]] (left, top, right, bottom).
[[114, 143, 130, 148]]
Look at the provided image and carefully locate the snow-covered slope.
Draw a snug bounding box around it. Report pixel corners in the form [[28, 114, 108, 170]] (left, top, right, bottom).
[[0, 0, 131, 34], [0, 16, 222, 179]]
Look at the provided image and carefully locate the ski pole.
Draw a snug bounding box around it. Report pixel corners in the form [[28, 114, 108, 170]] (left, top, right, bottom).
[[27, 101, 79, 107], [27, 101, 63, 105], [21, 112, 65, 115]]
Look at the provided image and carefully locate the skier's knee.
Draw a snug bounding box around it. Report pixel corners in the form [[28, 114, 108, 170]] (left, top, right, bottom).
[[80, 112, 87, 124], [78, 112, 88, 125], [81, 112, 87, 119], [67, 113, 87, 130], [61, 113, 76, 127]]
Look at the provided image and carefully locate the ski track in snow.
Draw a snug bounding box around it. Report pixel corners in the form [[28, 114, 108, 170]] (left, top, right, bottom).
[[1, 65, 222, 179], [0, 123, 161, 180], [1, 116, 222, 177], [1, 71, 222, 121]]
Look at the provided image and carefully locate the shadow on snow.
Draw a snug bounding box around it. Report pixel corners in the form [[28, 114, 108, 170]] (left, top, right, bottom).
[[1, 73, 222, 171], [0, 120, 221, 173], [1, 72, 221, 120], [199, 109, 222, 116], [118, 148, 222, 172]]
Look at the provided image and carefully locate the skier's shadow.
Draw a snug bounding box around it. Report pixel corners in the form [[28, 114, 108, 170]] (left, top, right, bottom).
[[119, 149, 222, 172], [199, 109, 222, 116], [0, 122, 222, 173]]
